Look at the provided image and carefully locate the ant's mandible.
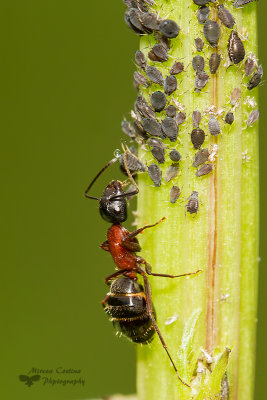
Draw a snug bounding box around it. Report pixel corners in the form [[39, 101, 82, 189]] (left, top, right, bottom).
[[84, 148, 201, 387]]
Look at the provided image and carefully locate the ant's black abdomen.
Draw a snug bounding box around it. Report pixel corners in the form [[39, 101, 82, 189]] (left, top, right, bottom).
[[105, 277, 155, 343]]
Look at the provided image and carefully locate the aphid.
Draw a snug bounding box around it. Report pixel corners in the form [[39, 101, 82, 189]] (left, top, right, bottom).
[[195, 71, 209, 91], [134, 71, 150, 88], [170, 186, 181, 203], [209, 53, 221, 74], [140, 12, 160, 31], [143, 118, 162, 137], [164, 75, 178, 95], [233, 0, 257, 8], [123, 0, 148, 12], [166, 105, 177, 118], [228, 31, 245, 65], [135, 95, 156, 119], [170, 61, 184, 75], [196, 163, 213, 177], [148, 138, 165, 164], [225, 111, 234, 125], [208, 115, 220, 136], [165, 163, 179, 182], [195, 37, 204, 52], [203, 20, 221, 48], [119, 151, 146, 174], [124, 10, 145, 35], [161, 117, 179, 141], [193, 148, 209, 167], [150, 91, 167, 112], [155, 32, 171, 50], [247, 109, 259, 127], [197, 6, 210, 24], [169, 149, 181, 162], [186, 191, 199, 215], [193, 0, 213, 5], [247, 65, 263, 90], [218, 5, 235, 29], [192, 55, 205, 72], [135, 50, 147, 70], [191, 128, 205, 149], [220, 373, 230, 400], [244, 56, 256, 77], [146, 65, 164, 85], [126, 8, 147, 34], [121, 120, 136, 138], [148, 44, 169, 62], [159, 19, 180, 38], [176, 112, 186, 125], [192, 110, 202, 128], [133, 118, 149, 140], [148, 163, 162, 186], [230, 87, 242, 106]]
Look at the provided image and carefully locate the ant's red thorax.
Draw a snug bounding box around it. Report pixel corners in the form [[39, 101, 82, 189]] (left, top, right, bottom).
[[107, 224, 137, 272]]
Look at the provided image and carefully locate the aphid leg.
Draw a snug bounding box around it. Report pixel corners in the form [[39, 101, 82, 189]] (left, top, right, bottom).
[[84, 157, 118, 199], [137, 256, 201, 278], [140, 270, 190, 388], [100, 240, 110, 252], [104, 270, 126, 284], [122, 217, 166, 247]]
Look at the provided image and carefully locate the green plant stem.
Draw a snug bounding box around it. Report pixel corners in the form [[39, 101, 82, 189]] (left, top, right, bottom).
[[136, 2, 258, 400]]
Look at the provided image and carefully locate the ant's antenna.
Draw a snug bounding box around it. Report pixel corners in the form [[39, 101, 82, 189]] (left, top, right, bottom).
[[84, 157, 118, 200]]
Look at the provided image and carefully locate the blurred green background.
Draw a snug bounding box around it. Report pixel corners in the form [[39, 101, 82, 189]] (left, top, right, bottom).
[[0, 1, 265, 399]]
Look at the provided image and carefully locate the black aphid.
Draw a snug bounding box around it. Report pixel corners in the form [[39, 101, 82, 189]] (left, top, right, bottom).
[[148, 163, 162, 187], [176, 112, 186, 126], [121, 120, 136, 138], [146, 65, 164, 85], [166, 105, 177, 118], [148, 137, 164, 150], [143, 118, 162, 136], [247, 109, 259, 127], [195, 71, 209, 91], [209, 53, 221, 74], [149, 140, 165, 164], [195, 37, 204, 52], [169, 149, 181, 162], [192, 110, 202, 128], [150, 91, 167, 112], [148, 44, 169, 62], [230, 87, 241, 106], [196, 163, 213, 177], [140, 12, 160, 31], [155, 32, 171, 50], [247, 65, 263, 90], [233, 0, 257, 8], [218, 5, 235, 29], [193, 148, 209, 167], [164, 75, 178, 95], [135, 95, 156, 119], [134, 71, 150, 88], [244, 56, 256, 77], [165, 163, 179, 182], [159, 19, 180, 38], [191, 128, 205, 149], [119, 151, 146, 174], [228, 31, 245, 65], [192, 55, 205, 72], [203, 20, 221, 47], [161, 117, 178, 141], [126, 8, 147, 34], [123, 0, 148, 12], [186, 191, 199, 215], [170, 186, 181, 204], [225, 112, 234, 125], [133, 118, 149, 140], [170, 61, 184, 75], [208, 115, 220, 136], [135, 50, 147, 71], [197, 6, 210, 24], [193, 0, 213, 5]]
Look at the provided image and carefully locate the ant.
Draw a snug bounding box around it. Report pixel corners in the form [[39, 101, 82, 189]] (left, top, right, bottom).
[[84, 148, 201, 387]]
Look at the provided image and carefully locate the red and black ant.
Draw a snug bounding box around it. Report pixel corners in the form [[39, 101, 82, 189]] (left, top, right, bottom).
[[84, 149, 200, 387]]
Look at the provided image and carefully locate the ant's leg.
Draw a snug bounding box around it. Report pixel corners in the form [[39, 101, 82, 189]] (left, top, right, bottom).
[[100, 240, 110, 252], [122, 217, 166, 249], [137, 257, 202, 278], [105, 270, 125, 284], [141, 272, 190, 388]]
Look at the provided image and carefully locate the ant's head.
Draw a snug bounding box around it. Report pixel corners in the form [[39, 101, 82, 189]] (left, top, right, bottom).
[[99, 180, 127, 223]]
